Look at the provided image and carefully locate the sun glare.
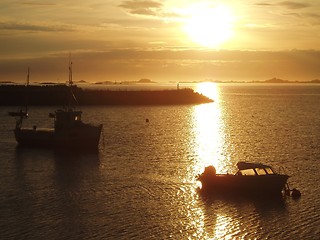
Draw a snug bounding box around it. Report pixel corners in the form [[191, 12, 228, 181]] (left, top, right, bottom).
[[196, 82, 220, 102], [183, 3, 234, 48]]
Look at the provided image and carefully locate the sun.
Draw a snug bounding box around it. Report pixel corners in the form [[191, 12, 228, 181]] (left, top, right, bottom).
[[183, 3, 234, 48]]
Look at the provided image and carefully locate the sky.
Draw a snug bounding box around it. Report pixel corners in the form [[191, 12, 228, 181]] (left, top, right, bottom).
[[1, 0, 320, 83]]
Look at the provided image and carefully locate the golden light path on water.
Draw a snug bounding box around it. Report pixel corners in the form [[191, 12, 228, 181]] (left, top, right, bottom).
[[193, 82, 229, 174], [184, 82, 237, 239]]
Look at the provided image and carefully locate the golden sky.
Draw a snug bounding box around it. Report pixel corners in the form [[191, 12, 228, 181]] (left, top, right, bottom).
[[1, 0, 320, 82]]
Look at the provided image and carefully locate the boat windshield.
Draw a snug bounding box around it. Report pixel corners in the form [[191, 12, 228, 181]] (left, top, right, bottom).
[[265, 167, 274, 174], [255, 168, 267, 175], [238, 169, 255, 176]]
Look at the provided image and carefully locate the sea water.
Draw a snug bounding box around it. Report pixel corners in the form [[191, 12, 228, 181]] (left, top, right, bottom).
[[0, 83, 319, 239]]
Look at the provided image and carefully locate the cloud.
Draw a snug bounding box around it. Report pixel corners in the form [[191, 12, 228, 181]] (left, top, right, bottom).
[[255, 3, 273, 7], [305, 12, 320, 24], [256, 1, 310, 9], [0, 21, 74, 32], [254, 1, 319, 26], [119, 0, 163, 16], [16, 2, 56, 7], [281, 11, 320, 25], [279, 1, 310, 9], [1, 49, 320, 83]]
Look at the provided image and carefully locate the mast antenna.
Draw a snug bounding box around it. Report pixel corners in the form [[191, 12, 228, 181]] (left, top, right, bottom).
[[69, 53, 73, 86], [67, 53, 78, 110], [25, 67, 30, 113], [26, 67, 30, 87]]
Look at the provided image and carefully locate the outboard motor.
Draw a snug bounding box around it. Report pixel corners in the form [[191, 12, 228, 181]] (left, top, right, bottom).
[[204, 166, 216, 176]]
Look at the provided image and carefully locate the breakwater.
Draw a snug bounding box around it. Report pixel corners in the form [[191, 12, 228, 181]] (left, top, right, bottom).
[[0, 85, 213, 106]]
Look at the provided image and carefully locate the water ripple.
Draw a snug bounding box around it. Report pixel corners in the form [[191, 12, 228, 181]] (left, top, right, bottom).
[[1, 85, 320, 239]]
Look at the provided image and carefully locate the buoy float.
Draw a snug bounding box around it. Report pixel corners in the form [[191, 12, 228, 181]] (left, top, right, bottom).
[[284, 183, 301, 199], [291, 188, 301, 199]]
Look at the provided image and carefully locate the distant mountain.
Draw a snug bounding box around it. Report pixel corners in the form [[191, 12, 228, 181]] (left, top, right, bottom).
[[137, 78, 156, 83], [94, 81, 114, 85], [264, 77, 289, 83], [0, 81, 15, 84], [75, 80, 87, 84], [310, 79, 320, 83], [95, 79, 156, 84]]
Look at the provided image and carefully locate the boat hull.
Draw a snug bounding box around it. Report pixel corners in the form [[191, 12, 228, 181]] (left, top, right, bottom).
[[14, 124, 103, 151], [199, 174, 289, 196]]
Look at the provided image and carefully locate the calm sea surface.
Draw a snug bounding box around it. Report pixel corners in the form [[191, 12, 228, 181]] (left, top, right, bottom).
[[0, 83, 319, 239]]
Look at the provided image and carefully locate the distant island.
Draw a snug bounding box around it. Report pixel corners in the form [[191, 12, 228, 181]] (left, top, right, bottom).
[[93, 77, 320, 85], [94, 78, 156, 85], [255, 77, 320, 84], [2, 77, 319, 86], [178, 78, 320, 84], [0, 84, 213, 106]]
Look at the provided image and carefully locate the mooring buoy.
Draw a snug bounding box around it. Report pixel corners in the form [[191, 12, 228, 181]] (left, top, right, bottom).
[[291, 188, 301, 199]]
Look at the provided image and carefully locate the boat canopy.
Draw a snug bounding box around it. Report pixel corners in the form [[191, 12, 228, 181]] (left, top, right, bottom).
[[237, 162, 272, 170]]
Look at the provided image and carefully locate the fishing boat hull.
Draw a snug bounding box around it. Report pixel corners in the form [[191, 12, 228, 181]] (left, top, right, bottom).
[[14, 124, 103, 151]]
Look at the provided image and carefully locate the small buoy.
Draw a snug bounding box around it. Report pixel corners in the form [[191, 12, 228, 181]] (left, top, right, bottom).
[[291, 188, 301, 199]]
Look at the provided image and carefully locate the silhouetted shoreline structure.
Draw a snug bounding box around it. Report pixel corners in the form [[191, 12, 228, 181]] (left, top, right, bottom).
[[0, 85, 213, 106]]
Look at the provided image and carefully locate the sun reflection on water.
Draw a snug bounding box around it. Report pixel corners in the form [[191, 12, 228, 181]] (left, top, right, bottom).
[[193, 82, 229, 174], [195, 82, 220, 102], [213, 214, 241, 240], [185, 82, 239, 239]]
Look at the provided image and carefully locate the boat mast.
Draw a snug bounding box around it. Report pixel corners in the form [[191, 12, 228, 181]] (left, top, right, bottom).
[[8, 67, 30, 129], [69, 54, 73, 87], [20, 67, 30, 125], [67, 54, 79, 111], [68, 54, 73, 111], [25, 67, 30, 114]]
